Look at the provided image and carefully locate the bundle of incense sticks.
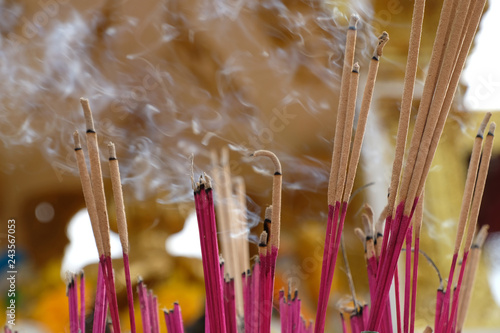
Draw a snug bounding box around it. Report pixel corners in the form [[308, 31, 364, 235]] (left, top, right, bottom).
[[58, 1, 494, 332], [364, 0, 491, 331], [66, 272, 85, 333], [279, 284, 313, 333], [67, 99, 185, 333]]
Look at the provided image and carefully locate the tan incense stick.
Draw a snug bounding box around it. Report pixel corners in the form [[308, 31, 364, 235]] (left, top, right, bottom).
[[402, 0, 473, 215], [328, 14, 359, 206], [335, 62, 360, 202], [108, 142, 129, 254], [452, 114, 490, 256], [73, 131, 104, 256], [80, 98, 112, 256], [414, 0, 489, 201], [463, 123, 495, 251], [253, 150, 282, 250], [456, 225, 488, 332], [386, 0, 425, 217], [396, 0, 455, 210]]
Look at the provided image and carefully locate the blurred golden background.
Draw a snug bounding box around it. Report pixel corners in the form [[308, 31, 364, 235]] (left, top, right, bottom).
[[0, 0, 499, 332]]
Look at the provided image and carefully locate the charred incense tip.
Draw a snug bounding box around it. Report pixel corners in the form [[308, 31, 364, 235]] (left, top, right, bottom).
[[473, 224, 489, 248], [253, 150, 282, 174], [194, 173, 212, 191], [108, 142, 117, 160], [374, 31, 389, 58], [478, 112, 493, 137], [348, 14, 359, 29], [488, 122, 496, 136], [259, 231, 268, 247], [80, 98, 95, 131], [352, 62, 360, 73], [265, 205, 273, 220], [73, 131, 82, 150]]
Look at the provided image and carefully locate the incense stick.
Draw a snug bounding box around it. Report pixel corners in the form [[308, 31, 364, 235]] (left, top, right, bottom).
[[328, 14, 359, 206], [193, 175, 227, 333], [456, 225, 488, 333], [73, 131, 104, 256], [335, 62, 360, 202], [410, 196, 424, 333], [108, 142, 136, 333], [446, 123, 495, 333], [436, 113, 490, 333], [80, 98, 121, 333], [386, 0, 426, 218]]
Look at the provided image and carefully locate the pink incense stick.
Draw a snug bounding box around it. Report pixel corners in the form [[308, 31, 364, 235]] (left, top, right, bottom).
[[137, 279, 151, 333], [152, 295, 160, 333], [340, 314, 347, 333], [445, 251, 469, 333], [93, 263, 106, 333], [148, 290, 155, 332], [403, 226, 413, 333], [193, 175, 227, 333], [174, 303, 185, 333], [409, 237, 420, 333], [395, 266, 402, 333], [80, 272, 85, 333], [67, 277, 76, 333], [164, 310, 172, 332], [122, 253, 136, 333]]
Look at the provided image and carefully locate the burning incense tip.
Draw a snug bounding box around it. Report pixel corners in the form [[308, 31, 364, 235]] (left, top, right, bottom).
[[352, 62, 360, 73], [108, 142, 117, 160], [487, 122, 496, 136], [478, 112, 492, 136], [473, 225, 489, 248], [265, 206, 273, 220], [80, 98, 95, 132], [253, 150, 282, 174], [375, 31, 390, 58], [73, 131, 81, 150], [348, 14, 359, 29], [259, 231, 268, 247]]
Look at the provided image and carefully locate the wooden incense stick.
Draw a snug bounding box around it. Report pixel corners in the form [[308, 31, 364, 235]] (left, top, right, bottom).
[[108, 142, 137, 333], [335, 62, 360, 202], [252, 150, 282, 251], [414, 0, 489, 201], [445, 122, 495, 333], [436, 113, 490, 333], [234, 176, 250, 273], [386, 0, 426, 218], [401, 0, 473, 215], [73, 131, 104, 257], [456, 225, 488, 333], [80, 97, 121, 333], [410, 195, 424, 333], [395, 0, 455, 209], [328, 14, 359, 206]]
